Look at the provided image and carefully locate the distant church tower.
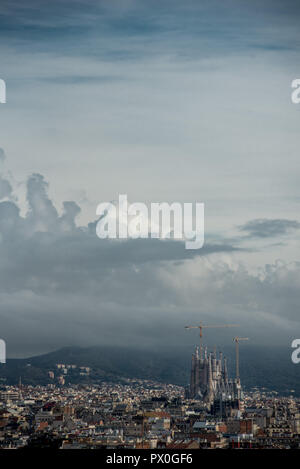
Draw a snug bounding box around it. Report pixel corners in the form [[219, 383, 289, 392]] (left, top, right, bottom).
[[188, 347, 241, 404]]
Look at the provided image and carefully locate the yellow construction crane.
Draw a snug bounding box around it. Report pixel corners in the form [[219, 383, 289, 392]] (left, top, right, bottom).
[[233, 337, 249, 379], [185, 322, 239, 358]]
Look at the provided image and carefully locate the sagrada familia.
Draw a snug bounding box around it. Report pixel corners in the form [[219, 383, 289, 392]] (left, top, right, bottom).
[[188, 346, 242, 404]]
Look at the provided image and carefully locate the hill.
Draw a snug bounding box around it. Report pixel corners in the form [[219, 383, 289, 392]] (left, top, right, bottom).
[[0, 345, 299, 396]]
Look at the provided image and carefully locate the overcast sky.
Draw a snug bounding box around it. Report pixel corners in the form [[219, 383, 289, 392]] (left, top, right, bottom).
[[0, 0, 300, 357]]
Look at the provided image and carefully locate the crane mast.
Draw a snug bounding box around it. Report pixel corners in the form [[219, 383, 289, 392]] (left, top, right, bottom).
[[185, 322, 239, 359], [233, 337, 249, 380]]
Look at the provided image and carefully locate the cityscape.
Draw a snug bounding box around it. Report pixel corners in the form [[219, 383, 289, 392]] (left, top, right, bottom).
[[0, 329, 299, 450], [0, 0, 299, 457]]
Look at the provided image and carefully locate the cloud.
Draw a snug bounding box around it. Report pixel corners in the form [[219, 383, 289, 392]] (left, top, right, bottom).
[[0, 177, 13, 200], [0, 0, 299, 356], [0, 148, 6, 162], [0, 168, 246, 356], [0, 171, 239, 292], [239, 218, 300, 238], [0, 167, 298, 357], [0, 149, 14, 201], [1, 0, 299, 61], [0, 0, 299, 234]]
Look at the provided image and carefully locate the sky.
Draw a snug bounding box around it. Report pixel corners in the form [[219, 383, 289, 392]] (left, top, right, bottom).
[[0, 0, 300, 357]]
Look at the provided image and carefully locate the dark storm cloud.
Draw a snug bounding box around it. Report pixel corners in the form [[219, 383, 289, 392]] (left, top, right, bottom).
[[0, 172, 239, 295], [0, 168, 246, 356], [0, 0, 299, 60], [239, 218, 300, 238], [0, 169, 299, 356]]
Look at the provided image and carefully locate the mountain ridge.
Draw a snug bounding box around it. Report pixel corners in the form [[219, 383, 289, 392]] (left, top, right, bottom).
[[0, 345, 299, 396]]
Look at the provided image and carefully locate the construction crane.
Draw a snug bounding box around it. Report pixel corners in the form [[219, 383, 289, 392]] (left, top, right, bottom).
[[185, 322, 239, 359], [233, 337, 249, 380]]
